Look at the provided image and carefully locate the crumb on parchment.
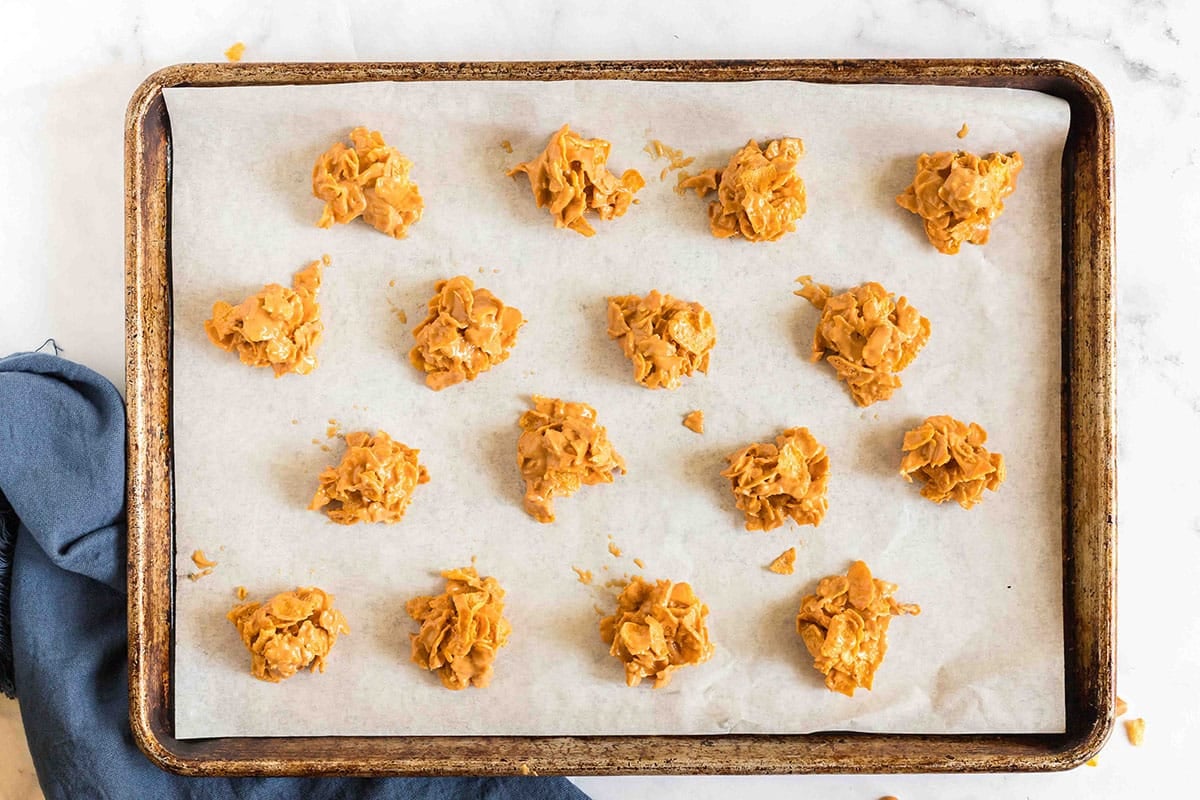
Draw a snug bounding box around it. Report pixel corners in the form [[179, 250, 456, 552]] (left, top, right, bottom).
[[768, 547, 796, 575], [224, 42, 246, 62]]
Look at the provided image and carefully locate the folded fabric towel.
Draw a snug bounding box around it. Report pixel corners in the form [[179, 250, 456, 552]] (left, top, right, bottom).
[[0, 351, 587, 800]]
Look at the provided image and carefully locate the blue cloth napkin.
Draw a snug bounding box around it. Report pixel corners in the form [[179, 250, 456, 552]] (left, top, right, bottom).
[[0, 351, 588, 800]]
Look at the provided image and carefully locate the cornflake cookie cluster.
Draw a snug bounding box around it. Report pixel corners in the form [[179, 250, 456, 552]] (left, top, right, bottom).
[[795, 561, 920, 697], [895, 150, 1024, 255], [722, 427, 829, 531], [678, 138, 806, 242], [409, 275, 525, 390], [900, 415, 1006, 508], [606, 290, 716, 389], [309, 430, 429, 524], [795, 276, 931, 407], [599, 576, 714, 688], [204, 256, 327, 377], [312, 126, 424, 238], [227, 587, 350, 683], [516, 395, 626, 523], [508, 124, 645, 237], [406, 567, 512, 690]]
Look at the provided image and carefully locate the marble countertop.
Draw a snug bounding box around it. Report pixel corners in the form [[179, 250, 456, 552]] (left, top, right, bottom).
[[2, 1, 1195, 797]]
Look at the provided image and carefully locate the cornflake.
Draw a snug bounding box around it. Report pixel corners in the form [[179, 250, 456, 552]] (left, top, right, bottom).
[[722, 427, 829, 531], [517, 395, 626, 523], [682, 410, 705, 434], [1125, 718, 1145, 746], [309, 430, 429, 524], [204, 257, 326, 377], [312, 126, 424, 238], [678, 138, 806, 242], [409, 275, 525, 390], [895, 150, 1023, 255], [508, 124, 645, 237], [406, 567, 511, 690], [899, 415, 1005, 509], [795, 275, 930, 407], [795, 561, 920, 696], [227, 587, 350, 683], [600, 576, 714, 688], [768, 547, 797, 575], [606, 291, 716, 389]]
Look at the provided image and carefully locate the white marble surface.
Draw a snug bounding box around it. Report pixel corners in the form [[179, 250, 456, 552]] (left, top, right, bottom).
[[1, 1, 1196, 797]]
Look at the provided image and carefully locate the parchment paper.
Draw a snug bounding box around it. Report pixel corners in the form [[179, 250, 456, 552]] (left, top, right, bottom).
[[166, 80, 1068, 738]]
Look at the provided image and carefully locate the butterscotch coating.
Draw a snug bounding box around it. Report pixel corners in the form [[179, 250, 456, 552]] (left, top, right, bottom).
[[204, 257, 326, 378], [409, 275, 525, 390], [508, 124, 645, 237], [312, 126, 423, 238], [599, 576, 714, 689], [606, 291, 715, 389], [516, 395, 625, 523], [895, 150, 1023, 254], [227, 587, 350, 683], [677, 138, 806, 242], [309, 430, 429, 524], [795, 276, 931, 407], [406, 567, 512, 690], [722, 427, 829, 531], [796, 561, 919, 696], [899, 415, 1006, 508]]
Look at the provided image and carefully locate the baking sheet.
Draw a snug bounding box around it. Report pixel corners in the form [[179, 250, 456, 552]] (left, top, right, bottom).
[[166, 79, 1068, 739]]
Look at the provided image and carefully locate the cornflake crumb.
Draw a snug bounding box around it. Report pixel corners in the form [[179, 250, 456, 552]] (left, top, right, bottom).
[[389, 279, 396, 288], [1125, 718, 1145, 746], [291, 418, 299, 425], [326, 419, 340, 438], [600, 576, 714, 688], [608, 540, 622, 558], [1116, 696, 1128, 716], [1086, 758, 1099, 767], [224, 42, 246, 62], [396, 308, 408, 324], [643, 139, 696, 181], [311, 438, 320, 445], [768, 547, 796, 575], [500, 140, 513, 154], [187, 568, 214, 582], [235, 586, 247, 600], [406, 566, 511, 690], [682, 410, 705, 434], [957, 123, 969, 139], [900, 415, 1005, 508], [573, 566, 594, 585], [191, 550, 218, 570], [633, 558, 645, 569]]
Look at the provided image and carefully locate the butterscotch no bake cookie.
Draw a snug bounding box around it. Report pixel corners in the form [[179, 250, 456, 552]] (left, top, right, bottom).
[[677, 138, 806, 242], [895, 150, 1023, 254], [204, 256, 327, 377], [795, 561, 919, 697], [722, 427, 829, 531], [795, 276, 931, 407], [599, 576, 714, 688], [508, 124, 645, 237], [312, 126, 424, 238], [406, 567, 512, 690], [516, 396, 625, 523], [409, 275, 525, 390], [899, 415, 1006, 508], [309, 430, 429, 524], [227, 587, 350, 683], [606, 290, 715, 389]]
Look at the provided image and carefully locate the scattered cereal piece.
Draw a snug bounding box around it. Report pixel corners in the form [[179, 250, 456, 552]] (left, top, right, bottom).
[[722, 427, 829, 531], [900, 415, 1005, 509], [388, 279, 396, 288], [1085, 758, 1099, 767], [191, 550, 218, 570], [518, 763, 535, 775], [795, 276, 930, 407], [644, 139, 696, 181], [500, 140, 513, 154], [896, 150, 1023, 254], [678, 138, 806, 242], [768, 547, 796, 575], [606, 291, 715, 390], [1125, 718, 1145, 746], [311, 438, 321, 445], [600, 576, 714, 688], [508, 124, 645, 237], [224, 42, 246, 62], [292, 419, 299, 425], [187, 568, 214, 582], [309, 431, 429, 524], [204, 258, 326, 378], [227, 587, 350, 682], [573, 566, 594, 585], [406, 567, 511, 690], [235, 586, 248, 601], [796, 561, 920, 696], [319, 445, 331, 452], [312, 127, 424, 238], [682, 410, 705, 434], [409, 275, 525, 390], [608, 540, 622, 558], [1116, 696, 1128, 717], [326, 419, 340, 438], [517, 396, 625, 523], [396, 308, 408, 324], [956, 123, 969, 139], [633, 558, 645, 569]]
